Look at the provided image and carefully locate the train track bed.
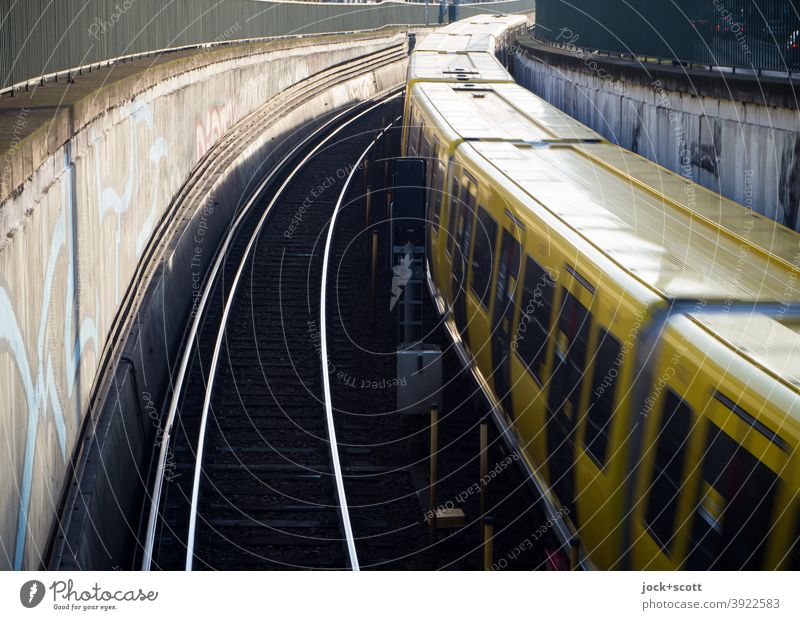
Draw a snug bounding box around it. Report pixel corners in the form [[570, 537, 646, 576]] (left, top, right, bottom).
[[143, 94, 559, 571], [325, 121, 432, 569], [324, 120, 562, 570], [399, 299, 559, 570], [147, 100, 396, 570]]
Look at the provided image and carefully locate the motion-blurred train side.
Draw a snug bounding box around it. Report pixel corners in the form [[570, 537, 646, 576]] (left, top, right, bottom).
[[404, 14, 800, 570]]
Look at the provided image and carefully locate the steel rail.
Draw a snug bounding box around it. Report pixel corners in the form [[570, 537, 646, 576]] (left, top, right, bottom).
[[140, 102, 355, 571], [318, 113, 400, 571], [139, 41, 406, 573], [140, 90, 398, 570], [181, 92, 402, 571]]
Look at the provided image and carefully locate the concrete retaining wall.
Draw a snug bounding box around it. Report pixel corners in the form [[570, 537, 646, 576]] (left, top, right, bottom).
[[511, 43, 800, 232], [0, 32, 405, 570], [51, 58, 407, 571]]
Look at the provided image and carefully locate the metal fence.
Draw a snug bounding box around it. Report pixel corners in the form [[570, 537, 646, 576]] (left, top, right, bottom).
[[0, 0, 535, 88], [535, 0, 800, 73]]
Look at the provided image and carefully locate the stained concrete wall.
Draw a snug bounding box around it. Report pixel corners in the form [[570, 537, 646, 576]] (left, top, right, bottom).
[[511, 41, 800, 232], [0, 31, 406, 570], [51, 56, 407, 571]]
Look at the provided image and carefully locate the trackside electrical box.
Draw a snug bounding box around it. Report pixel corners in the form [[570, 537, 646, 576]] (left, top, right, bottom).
[[397, 344, 443, 415]]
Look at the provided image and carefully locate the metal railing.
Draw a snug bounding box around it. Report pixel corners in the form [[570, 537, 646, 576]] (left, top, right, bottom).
[[0, 0, 536, 88], [534, 0, 800, 75]]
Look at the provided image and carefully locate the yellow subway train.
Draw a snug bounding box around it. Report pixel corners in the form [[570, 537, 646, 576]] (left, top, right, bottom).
[[405, 15, 800, 570]]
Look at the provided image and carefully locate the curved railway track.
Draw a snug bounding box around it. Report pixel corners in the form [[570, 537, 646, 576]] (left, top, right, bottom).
[[48, 40, 407, 570], [141, 93, 401, 570]]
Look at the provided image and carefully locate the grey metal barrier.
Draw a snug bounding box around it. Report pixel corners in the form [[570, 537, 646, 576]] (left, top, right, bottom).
[[534, 0, 800, 74], [0, 0, 536, 88]]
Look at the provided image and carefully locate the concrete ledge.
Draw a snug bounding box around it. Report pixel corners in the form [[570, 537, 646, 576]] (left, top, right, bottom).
[[0, 28, 411, 206], [514, 36, 800, 110]]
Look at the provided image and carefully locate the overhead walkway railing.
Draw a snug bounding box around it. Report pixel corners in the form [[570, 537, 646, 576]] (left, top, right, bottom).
[[534, 0, 800, 76], [0, 0, 535, 89]]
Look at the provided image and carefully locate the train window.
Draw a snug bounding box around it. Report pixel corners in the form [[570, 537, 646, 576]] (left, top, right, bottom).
[[457, 181, 476, 272], [432, 161, 445, 231], [427, 140, 441, 231], [470, 208, 498, 309], [446, 176, 460, 257], [584, 328, 620, 468], [686, 422, 779, 569], [408, 125, 420, 156], [645, 389, 691, 554], [516, 257, 555, 383], [420, 135, 431, 163], [548, 289, 591, 420], [414, 116, 423, 155], [791, 522, 800, 569], [408, 115, 420, 156]]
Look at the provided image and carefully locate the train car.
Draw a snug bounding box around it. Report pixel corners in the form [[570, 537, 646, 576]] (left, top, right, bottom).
[[414, 13, 528, 57], [414, 32, 498, 54], [407, 49, 513, 87], [403, 81, 602, 158], [403, 53, 514, 162], [630, 310, 800, 570], [405, 19, 520, 147], [403, 28, 800, 569], [438, 13, 529, 57], [404, 81, 603, 292]]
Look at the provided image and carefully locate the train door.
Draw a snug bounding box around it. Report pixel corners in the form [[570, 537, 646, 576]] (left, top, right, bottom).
[[574, 317, 626, 569], [491, 226, 522, 418], [546, 266, 594, 518], [451, 175, 477, 345], [631, 382, 698, 570], [684, 392, 788, 569], [427, 140, 444, 281], [420, 135, 433, 272]]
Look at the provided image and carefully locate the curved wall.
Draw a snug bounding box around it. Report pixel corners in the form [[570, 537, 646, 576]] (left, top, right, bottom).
[[512, 41, 800, 232], [0, 30, 405, 570]]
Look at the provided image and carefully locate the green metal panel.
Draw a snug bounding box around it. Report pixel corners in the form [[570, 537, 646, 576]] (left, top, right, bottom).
[[0, 0, 536, 87], [535, 0, 800, 72]]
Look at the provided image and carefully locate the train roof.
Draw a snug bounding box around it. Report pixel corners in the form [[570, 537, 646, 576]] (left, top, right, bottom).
[[445, 13, 529, 28], [464, 138, 800, 393], [414, 32, 497, 54], [463, 139, 800, 305], [576, 143, 800, 273], [690, 312, 800, 392], [438, 20, 513, 39], [413, 82, 603, 143], [407, 50, 513, 84]]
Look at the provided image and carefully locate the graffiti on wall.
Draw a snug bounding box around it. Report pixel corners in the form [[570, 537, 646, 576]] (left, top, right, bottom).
[[0, 98, 167, 569], [195, 100, 236, 161]]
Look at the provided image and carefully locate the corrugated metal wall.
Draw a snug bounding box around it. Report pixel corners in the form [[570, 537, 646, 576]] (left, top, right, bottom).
[[0, 0, 535, 87]]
